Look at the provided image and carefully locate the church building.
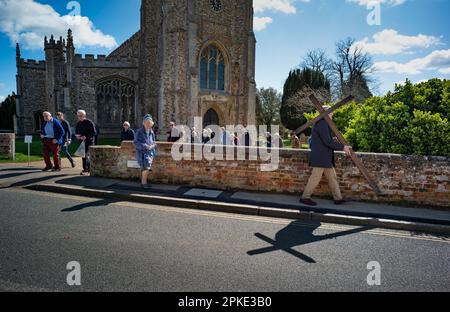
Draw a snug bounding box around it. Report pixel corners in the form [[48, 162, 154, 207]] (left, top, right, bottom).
[[15, 0, 257, 136]]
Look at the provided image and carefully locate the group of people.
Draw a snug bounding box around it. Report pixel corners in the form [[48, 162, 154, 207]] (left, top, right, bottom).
[[41, 107, 353, 204], [164, 121, 288, 148], [40, 110, 97, 175]]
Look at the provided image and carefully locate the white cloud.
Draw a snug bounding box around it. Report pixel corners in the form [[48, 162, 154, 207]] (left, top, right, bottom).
[[254, 0, 303, 14], [438, 67, 450, 74], [354, 29, 442, 55], [0, 0, 117, 50], [374, 49, 450, 74], [254, 17, 273, 31], [253, 0, 307, 31], [346, 0, 406, 7]]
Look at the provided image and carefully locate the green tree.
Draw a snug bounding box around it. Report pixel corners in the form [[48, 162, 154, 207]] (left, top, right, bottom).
[[0, 93, 16, 131], [256, 87, 282, 127]]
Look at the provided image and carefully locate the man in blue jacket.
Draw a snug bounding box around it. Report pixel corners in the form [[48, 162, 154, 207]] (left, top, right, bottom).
[[300, 106, 351, 206], [40, 112, 65, 172]]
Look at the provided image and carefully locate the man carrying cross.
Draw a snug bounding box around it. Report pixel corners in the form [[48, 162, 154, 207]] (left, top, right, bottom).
[[300, 105, 352, 206]]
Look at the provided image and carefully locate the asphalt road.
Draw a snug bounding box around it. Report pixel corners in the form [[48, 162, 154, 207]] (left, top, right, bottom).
[[0, 186, 449, 292]]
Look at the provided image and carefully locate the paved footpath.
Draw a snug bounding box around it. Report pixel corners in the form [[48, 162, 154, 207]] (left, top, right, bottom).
[[1, 161, 450, 234]]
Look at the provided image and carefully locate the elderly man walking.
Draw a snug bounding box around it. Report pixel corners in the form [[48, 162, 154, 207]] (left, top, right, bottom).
[[40, 112, 65, 172], [75, 110, 97, 175], [300, 107, 351, 206]]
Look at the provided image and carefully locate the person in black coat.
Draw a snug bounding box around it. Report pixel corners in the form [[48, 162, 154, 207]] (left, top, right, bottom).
[[121, 121, 135, 141], [56, 112, 75, 168], [75, 110, 97, 175], [300, 107, 351, 207]]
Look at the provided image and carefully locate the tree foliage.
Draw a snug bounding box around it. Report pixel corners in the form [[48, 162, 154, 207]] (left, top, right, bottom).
[[340, 79, 450, 156], [280, 68, 331, 130], [256, 87, 282, 127], [0, 93, 16, 131]]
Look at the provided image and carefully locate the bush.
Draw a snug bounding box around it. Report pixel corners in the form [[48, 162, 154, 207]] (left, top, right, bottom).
[[299, 79, 450, 157], [407, 110, 450, 157], [345, 98, 411, 154]]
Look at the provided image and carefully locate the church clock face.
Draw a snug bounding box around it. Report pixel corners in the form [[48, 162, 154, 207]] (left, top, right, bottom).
[[210, 0, 222, 12]]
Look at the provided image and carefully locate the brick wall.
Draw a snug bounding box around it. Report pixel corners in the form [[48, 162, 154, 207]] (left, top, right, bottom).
[[0, 133, 15, 158], [90, 142, 450, 208]]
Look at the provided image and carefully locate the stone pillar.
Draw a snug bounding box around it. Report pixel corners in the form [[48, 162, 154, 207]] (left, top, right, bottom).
[[0, 133, 15, 159]]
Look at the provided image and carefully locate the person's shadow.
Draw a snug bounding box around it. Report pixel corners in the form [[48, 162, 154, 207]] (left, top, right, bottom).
[[247, 220, 373, 263]]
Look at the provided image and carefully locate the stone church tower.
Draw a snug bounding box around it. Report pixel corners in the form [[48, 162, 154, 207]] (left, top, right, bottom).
[[15, 0, 256, 136], [139, 0, 257, 130]]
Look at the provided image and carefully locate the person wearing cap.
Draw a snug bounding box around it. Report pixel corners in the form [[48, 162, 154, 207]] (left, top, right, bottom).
[[300, 105, 352, 206], [121, 121, 135, 141], [134, 114, 157, 189]]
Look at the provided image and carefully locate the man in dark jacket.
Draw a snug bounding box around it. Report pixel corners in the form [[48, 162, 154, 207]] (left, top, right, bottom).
[[75, 109, 97, 175], [121, 121, 135, 141], [40, 112, 65, 172], [56, 112, 75, 168], [300, 107, 351, 206]]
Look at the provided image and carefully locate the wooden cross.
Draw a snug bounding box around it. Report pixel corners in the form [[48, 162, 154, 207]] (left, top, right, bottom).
[[295, 94, 383, 195]]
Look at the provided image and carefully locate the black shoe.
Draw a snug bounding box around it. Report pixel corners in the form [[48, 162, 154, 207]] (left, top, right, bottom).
[[42, 167, 52, 172], [300, 198, 318, 206], [71, 161, 76, 168], [334, 200, 346, 205]]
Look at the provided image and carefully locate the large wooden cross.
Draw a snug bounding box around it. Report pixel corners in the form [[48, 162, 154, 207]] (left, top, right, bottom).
[[295, 94, 383, 195]]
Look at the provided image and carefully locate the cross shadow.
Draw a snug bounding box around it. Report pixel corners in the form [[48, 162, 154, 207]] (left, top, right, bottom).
[[247, 220, 374, 263], [61, 198, 117, 212]]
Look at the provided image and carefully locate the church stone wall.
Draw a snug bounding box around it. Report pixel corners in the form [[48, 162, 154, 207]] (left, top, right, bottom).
[[17, 60, 47, 134], [139, 0, 256, 131], [71, 55, 139, 131]]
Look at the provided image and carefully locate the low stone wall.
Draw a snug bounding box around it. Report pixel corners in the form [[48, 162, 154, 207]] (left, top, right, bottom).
[[90, 142, 450, 208], [0, 133, 15, 158]]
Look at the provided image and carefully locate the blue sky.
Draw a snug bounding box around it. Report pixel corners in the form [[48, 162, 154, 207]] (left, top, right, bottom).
[[1, 0, 449, 102]]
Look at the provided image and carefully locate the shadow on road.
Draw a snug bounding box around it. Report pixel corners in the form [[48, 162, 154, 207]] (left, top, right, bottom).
[[0, 167, 41, 172], [3, 174, 68, 189], [247, 221, 374, 263], [0, 170, 42, 180], [61, 198, 118, 212]]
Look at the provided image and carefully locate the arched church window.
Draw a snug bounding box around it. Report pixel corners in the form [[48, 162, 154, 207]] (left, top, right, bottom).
[[200, 45, 225, 91], [95, 77, 137, 128]]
